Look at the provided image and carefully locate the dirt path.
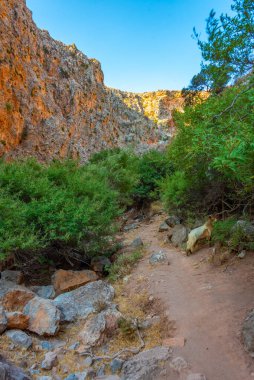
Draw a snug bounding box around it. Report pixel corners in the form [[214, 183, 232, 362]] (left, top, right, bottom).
[[124, 214, 254, 380]]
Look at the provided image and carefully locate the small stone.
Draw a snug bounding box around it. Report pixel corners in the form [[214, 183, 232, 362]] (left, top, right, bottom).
[[38, 341, 54, 351], [37, 377, 52, 380], [169, 356, 188, 373], [159, 222, 169, 232], [165, 215, 181, 227], [83, 356, 93, 367], [91, 256, 111, 272], [30, 369, 40, 375], [6, 311, 29, 330], [149, 251, 167, 265], [30, 286, 55, 300], [41, 351, 58, 370], [186, 374, 207, 380], [242, 309, 254, 356], [96, 364, 105, 377], [0, 306, 7, 333], [238, 250, 246, 259], [130, 237, 143, 248], [139, 315, 161, 329], [148, 296, 154, 301], [6, 330, 32, 349], [110, 358, 124, 373], [69, 342, 79, 350], [64, 375, 78, 380], [123, 223, 138, 232]]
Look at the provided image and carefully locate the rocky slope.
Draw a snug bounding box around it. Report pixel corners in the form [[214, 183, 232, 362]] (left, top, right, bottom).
[[0, 0, 184, 162]]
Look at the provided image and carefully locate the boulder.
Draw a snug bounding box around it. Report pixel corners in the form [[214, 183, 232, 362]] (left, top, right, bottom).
[[130, 237, 143, 249], [24, 296, 60, 336], [0, 306, 7, 333], [165, 215, 181, 227], [6, 312, 29, 330], [52, 269, 98, 295], [110, 358, 124, 373], [54, 280, 114, 322], [41, 351, 58, 370], [232, 220, 254, 240], [6, 329, 32, 349], [0, 355, 31, 380], [30, 285, 55, 299], [159, 222, 169, 232], [242, 309, 254, 356], [121, 346, 171, 380], [79, 305, 122, 348], [171, 225, 188, 247], [149, 251, 167, 265], [0, 286, 35, 312], [1, 270, 24, 285], [91, 257, 111, 273]]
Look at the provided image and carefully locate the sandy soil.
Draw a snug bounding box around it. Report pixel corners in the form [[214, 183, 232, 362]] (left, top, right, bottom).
[[123, 213, 254, 380]]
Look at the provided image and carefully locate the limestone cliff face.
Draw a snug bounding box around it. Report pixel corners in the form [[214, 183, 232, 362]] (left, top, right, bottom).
[[0, 0, 184, 161]]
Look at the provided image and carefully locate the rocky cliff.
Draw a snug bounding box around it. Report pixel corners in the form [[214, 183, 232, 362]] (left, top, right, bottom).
[[0, 0, 184, 162]]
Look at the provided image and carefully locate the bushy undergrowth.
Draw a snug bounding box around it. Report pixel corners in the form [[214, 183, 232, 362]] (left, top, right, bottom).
[[160, 76, 254, 215], [0, 159, 120, 261], [0, 149, 171, 262]]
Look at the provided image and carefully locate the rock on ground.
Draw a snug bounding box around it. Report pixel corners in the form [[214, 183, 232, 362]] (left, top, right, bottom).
[[242, 309, 254, 356], [0, 355, 31, 380], [165, 215, 181, 227], [1, 270, 24, 284], [6, 311, 30, 330], [0, 306, 7, 333], [54, 280, 114, 322], [41, 351, 58, 370], [130, 237, 143, 249], [171, 225, 188, 247], [6, 329, 32, 349], [121, 346, 171, 380], [232, 220, 254, 240], [159, 222, 169, 232], [30, 285, 55, 299], [24, 296, 60, 336], [149, 251, 167, 265], [91, 256, 111, 273], [0, 285, 35, 312], [52, 269, 98, 295], [169, 356, 188, 373], [79, 305, 122, 348]]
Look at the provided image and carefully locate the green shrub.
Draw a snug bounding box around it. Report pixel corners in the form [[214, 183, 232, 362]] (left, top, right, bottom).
[[133, 150, 173, 202], [0, 159, 120, 260], [89, 148, 139, 206], [160, 171, 189, 210]]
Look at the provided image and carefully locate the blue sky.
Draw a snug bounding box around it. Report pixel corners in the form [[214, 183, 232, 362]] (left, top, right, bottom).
[[27, 0, 233, 92]]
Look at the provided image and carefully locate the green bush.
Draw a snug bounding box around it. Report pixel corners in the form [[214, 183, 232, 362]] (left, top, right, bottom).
[[160, 171, 189, 210], [0, 159, 120, 260], [133, 150, 173, 202], [89, 148, 139, 206]]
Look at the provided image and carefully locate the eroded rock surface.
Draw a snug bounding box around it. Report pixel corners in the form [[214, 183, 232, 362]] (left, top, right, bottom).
[[0, 0, 185, 162], [54, 280, 115, 322]]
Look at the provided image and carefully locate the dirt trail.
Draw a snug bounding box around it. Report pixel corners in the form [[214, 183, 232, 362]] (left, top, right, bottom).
[[124, 214, 254, 380]]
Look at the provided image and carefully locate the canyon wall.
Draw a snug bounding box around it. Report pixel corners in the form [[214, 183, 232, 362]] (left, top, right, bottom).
[[0, 0, 184, 162]]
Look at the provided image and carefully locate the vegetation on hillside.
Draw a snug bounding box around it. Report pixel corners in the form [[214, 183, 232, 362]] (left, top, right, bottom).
[[0, 0, 253, 263]]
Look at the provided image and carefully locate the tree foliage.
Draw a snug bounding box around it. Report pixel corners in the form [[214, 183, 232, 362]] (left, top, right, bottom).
[[185, 0, 254, 96]]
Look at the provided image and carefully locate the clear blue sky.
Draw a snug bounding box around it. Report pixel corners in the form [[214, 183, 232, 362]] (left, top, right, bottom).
[[26, 0, 233, 92]]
